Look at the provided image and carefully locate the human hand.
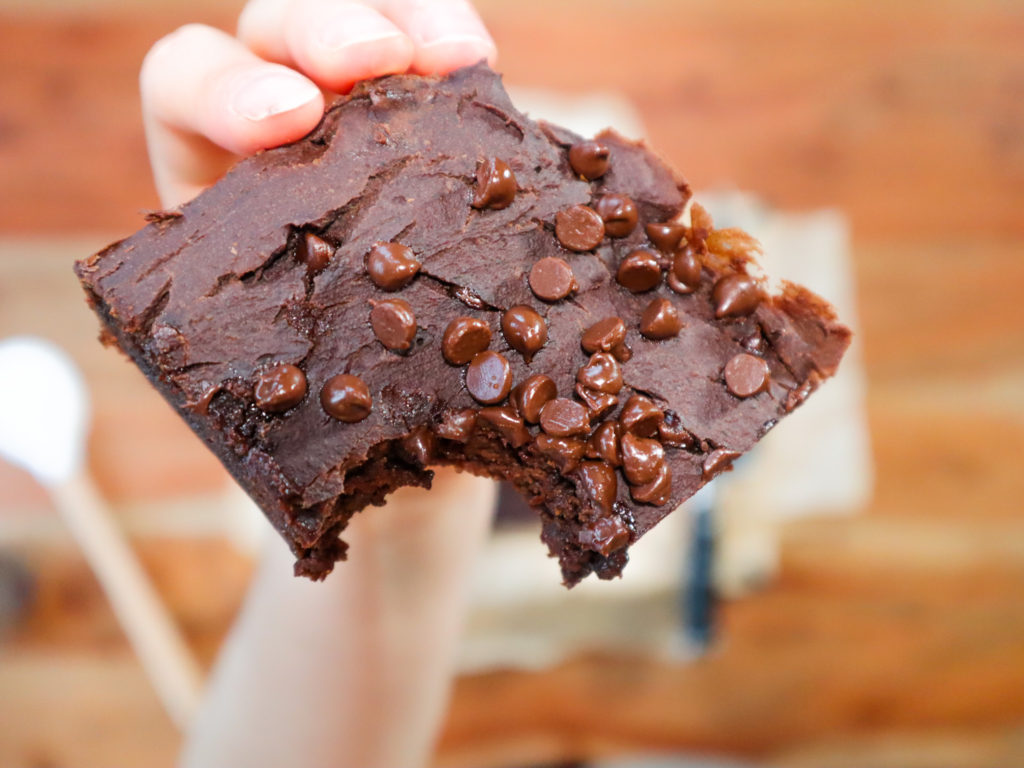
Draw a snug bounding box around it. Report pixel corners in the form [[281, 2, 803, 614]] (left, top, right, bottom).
[[140, 0, 496, 208]]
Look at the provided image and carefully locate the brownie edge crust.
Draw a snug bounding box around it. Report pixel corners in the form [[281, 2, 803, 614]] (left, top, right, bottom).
[[75, 63, 851, 586]]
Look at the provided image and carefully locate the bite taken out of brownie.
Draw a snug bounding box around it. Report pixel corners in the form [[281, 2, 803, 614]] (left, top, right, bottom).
[[75, 63, 850, 586]]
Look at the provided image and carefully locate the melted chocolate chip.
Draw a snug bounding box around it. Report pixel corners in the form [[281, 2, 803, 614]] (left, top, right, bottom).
[[575, 461, 618, 515], [555, 205, 605, 252], [568, 140, 610, 179], [442, 316, 492, 365], [472, 157, 517, 210], [639, 297, 682, 340], [577, 352, 623, 394], [611, 342, 633, 363], [579, 516, 631, 557], [667, 246, 702, 294], [465, 350, 512, 404], [585, 421, 622, 466], [581, 316, 627, 355], [619, 394, 664, 437], [620, 432, 666, 485], [321, 374, 372, 422], [366, 242, 420, 291], [369, 298, 416, 352], [296, 232, 333, 274], [539, 398, 591, 438], [702, 448, 740, 480], [645, 222, 687, 253], [254, 363, 307, 413], [630, 462, 672, 506], [712, 274, 763, 318], [534, 434, 585, 475], [477, 406, 530, 447], [397, 426, 436, 466], [741, 331, 766, 355], [575, 384, 619, 421], [658, 409, 695, 449], [617, 249, 662, 293], [724, 353, 770, 398], [501, 305, 547, 361], [512, 374, 557, 423], [529, 257, 577, 302], [436, 408, 477, 442], [594, 193, 639, 238]]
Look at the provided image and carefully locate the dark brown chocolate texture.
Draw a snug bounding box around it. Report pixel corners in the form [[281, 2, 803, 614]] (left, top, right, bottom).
[[75, 64, 851, 586]]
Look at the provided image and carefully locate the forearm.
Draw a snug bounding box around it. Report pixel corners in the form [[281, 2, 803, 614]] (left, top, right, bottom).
[[180, 469, 496, 768]]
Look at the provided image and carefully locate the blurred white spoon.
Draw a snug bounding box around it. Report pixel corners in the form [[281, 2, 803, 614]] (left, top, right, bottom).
[[0, 336, 202, 730]]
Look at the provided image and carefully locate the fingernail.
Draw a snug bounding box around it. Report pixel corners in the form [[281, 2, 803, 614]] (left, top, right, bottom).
[[318, 27, 406, 51], [230, 69, 321, 121], [420, 33, 494, 52], [419, 33, 496, 63]]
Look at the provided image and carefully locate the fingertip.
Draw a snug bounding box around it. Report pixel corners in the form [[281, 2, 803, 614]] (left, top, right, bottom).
[[286, 1, 415, 93], [303, 32, 416, 94], [410, 34, 497, 75]]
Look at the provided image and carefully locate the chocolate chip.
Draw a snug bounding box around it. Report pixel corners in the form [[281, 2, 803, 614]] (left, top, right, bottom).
[[254, 363, 307, 413], [620, 432, 665, 485], [436, 408, 477, 442], [529, 257, 577, 302], [366, 242, 420, 291], [629, 462, 672, 506], [575, 384, 619, 421], [369, 298, 416, 352], [501, 305, 547, 361], [296, 232, 333, 274], [472, 157, 517, 210], [712, 274, 763, 318], [611, 342, 633, 363], [639, 297, 682, 339], [397, 426, 436, 466], [617, 249, 662, 293], [577, 352, 623, 394], [702, 448, 740, 480], [581, 316, 626, 355], [741, 331, 765, 355], [575, 461, 618, 515], [568, 140, 610, 180], [585, 421, 621, 466], [619, 394, 664, 437], [534, 434, 585, 475], [724, 353, 770, 398], [465, 350, 512, 404], [539, 398, 591, 438], [667, 246, 702, 294], [579, 516, 630, 556], [555, 205, 605, 252], [477, 406, 531, 447], [594, 193, 639, 237], [645, 222, 686, 253], [658, 409, 695, 449], [442, 316, 492, 365], [320, 374, 371, 422], [511, 374, 557, 423]]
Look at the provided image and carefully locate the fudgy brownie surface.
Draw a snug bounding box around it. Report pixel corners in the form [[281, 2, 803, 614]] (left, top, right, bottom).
[[76, 63, 850, 585]]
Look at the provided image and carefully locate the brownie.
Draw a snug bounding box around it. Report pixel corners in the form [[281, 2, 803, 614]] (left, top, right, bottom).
[[75, 63, 850, 586]]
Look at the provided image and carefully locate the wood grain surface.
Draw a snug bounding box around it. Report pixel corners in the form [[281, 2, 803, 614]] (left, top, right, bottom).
[[0, 0, 1022, 767]]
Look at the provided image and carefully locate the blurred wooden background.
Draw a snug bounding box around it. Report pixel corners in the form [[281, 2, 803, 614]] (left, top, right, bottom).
[[1, 0, 1023, 766]]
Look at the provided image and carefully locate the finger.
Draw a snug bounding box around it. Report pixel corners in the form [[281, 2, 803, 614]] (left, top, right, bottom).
[[377, 0, 496, 74], [239, 0, 415, 94], [141, 23, 324, 207]]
